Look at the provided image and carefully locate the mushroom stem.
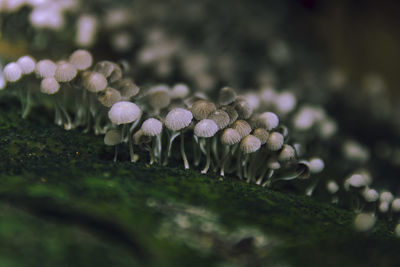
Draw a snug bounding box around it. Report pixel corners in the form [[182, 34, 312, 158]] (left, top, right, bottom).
[[261, 170, 275, 187], [193, 136, 201, 167], [201, 138, 211, 174], [219, 145, 231, 176], [21, 88, 32, 119], [113, 145, 118, 162], [55, 95, 72, 130], [180, 130, 190, 169], [163, 131, 180, 166], [212, 135, 220, 168], [235, 150, 243, 179]]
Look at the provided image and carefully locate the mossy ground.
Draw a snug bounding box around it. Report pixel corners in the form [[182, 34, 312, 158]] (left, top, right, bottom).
[[1, 96, 400, 267]]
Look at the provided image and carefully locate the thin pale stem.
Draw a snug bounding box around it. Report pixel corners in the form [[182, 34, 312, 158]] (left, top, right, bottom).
[[180, 131, 189, 169], [201, 138, 211, 174]]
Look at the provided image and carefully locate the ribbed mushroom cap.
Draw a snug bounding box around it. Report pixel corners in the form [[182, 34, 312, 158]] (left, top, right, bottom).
[[194, 119, 218, 138], [3, 62, 22, 82], [221, 105, 238, 125], [171, 83, 190, 99], [231, 120, 252, 138], [104, 129, 122, 146], [218, 86, 237, 105], [98, 87, 122, 107], [252, 128, 269, 144], [278, 144, 296, 161], [267, 158, 281, 170], [221, 128, 241, 146], [266, 132, 284, 151], [191, 100, 217, 120], [141, 118, 163, 136], [133, 129, 152, 145], [108, 101, 141, 125], [208, 110, 230, 130], [83, 72, 108, 92], [234, 98, 253, 119], [165, 108, 193, 131], [40, 77, 60, 94], [240, 135, 261, 154], [35, 59, 57, 78], [17, 55, 36, 74], [69, 49, 93, 70], [256, 112, 279, 130], [148, 85, 171, 110], [115, 78, 140, 100], [55, 62, 77, 82]]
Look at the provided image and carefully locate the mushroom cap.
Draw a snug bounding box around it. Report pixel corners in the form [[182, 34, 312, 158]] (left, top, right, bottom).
[[392, 199, 400, 212], [116, 78, 140, 100], [344, 173, 368, 190], [40, 77, 60, 94], [252, 128, 269, 144], [231, 120, 252, 138], [309, 157, 325, 173], [104, 129, 122, 146], [256, 112, 279, 130], [266, 132, 284, 151], [148, 85, 171, 110], [83, 72, 108, 92], [278, 144, 296, 161], [326, 180, 339, 194], [218, 86, 237, 105], [17, 55, 36, 74], [133, 129, 151, 145], [240, 135, 261, 154], [275, 91, 297, 115], [108, 101, 141, 125], [69, 49, 93, 70], [165, 108, 193, 131], [234, 98, 253, 119], [221, 105, 238, 125], [354, 213, 376, 232], [191, 100, 217, 120], [171, 83, 190, 99], [98, 87, 122, 107], [380, 191, 394, 203], [35, 59, 57, 78], [141, 118, 163, 136], [362, 188, 379, 202], [221, 128, 241, 146], [55, 62, 77, 82], [267, 158, 281, 170], [379, 201, 390, 213], [208, 110, 230, 130], [94, 61, 115, 77], [3, 62, 22, 82], [194, 119, 218, 138]]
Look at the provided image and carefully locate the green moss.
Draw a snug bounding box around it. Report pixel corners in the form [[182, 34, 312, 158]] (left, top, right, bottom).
[[1, 96, 400, 266]]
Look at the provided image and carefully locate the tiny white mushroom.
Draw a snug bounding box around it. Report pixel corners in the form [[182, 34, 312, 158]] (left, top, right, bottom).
[[69, 49, 93, 70], [17, 55, 36, 75], [83, 72, 108, 92], [218, 86, 237, 105], [141, 118, 163, 164], [35, 59, 57, 78], [266, 132, 284, 151], [55, 62, 77, 82], [40, 77, 60, 94], [108, 101, 141, 125], [98, 87, 121, 107], [309, 157, 325, 173], [354, 213, 376, 232], [231, 120, 252, 139], [208, 110, 230, 130], [240, 135, 261, 154], [191, 100, 217, 120], [256, 112, 279, 130], [326, 180, 339, 194], [171, 83, 190, 99], [278, 144, 296, 162], [104, 129, 122, 162], [3, 62, 22, 82], [194, 119, 219, 174]]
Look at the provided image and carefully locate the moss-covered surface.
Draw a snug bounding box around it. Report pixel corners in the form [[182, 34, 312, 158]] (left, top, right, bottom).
[[1, 96, 400, 267]]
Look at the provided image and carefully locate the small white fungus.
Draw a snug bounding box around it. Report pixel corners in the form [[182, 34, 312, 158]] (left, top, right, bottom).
[[3, 62, 22, 82], [69, 49, 93, 70], [165, 108, 193, 131], [326, 180, 339, 194], [83, 72, 107, 92], [54, 62, 77, 82], [194, 119, 218, 138], [354, 213, 376, 232], [17, 55, 36, 74], [108, 101, 141, 125], [240, 135, 261, 154], [35, 59, 57, 78], [257, 112, 279, 130], [221, 128, 241, 146], [141, 118, 163, 137], [266, 132, 284, 151], [309, 157, 324, 173], [40, 77, 60, 94]]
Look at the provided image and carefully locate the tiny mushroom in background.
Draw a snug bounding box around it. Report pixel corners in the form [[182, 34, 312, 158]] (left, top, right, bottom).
[[3, 62, 23, 82], [104, 129, 123, 162], [141, 118, 163, 164], [17, 55, 36, 75], [194, 119, 219, 174], [69, 49, 93, 70], [35, 59, 57, 78]]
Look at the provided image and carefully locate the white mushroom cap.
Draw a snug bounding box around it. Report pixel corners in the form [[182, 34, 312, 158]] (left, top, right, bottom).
[[148, 85, 171, 110], [354, 213, 376, 232], [133, 129, 151, 145], [141, 118, 163, 136], [235, 98, 253, 119], [165, 108, 193, 131], [392, 198, 400, 212], [344, 173, 368, 190], [362, 188, 379, 202], [191, 100, 217, 120], [243, 92, 260, 110], [69, 49, 93, 70], [104, 129, 122, 146], [194, 119, 218, 138], [278, 144, 296, 161], [208, 110, 230, 130], [3, 62, 22, 82], [309, 157, 325, 173], [252, 128, 269, 145], [380, 191, 394, 203], [256, 112, 279, 130], [218, 86, 237, 105], [98, 87, 122, 107], [17, 55, 36, 74], [76, 14, 98, 47], [94, 60, 116, 78], [240, 135, 261, 154], [266, 132, 284, 151], [116, 78, 140, 100], [83, 72, 107, 92], [108, 101, 141, 125], [267, 158, 281, 170], [55, 62, 77, 82], [221, 128, 241, 146], [35, 59, 57, 78], [326, 180, 339, 194], [221, 105, 238, 125], [379, 201, 390, 213], [171, 83, 190, 99], [275, 91, 297, 115], [40, 77, 60, 94], [231, 120, 252, 138]]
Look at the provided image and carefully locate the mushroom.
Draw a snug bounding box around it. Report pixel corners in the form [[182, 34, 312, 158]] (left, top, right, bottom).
[[17, 55, 36, 75], [194, 119, 218, 174], [3, 62, 22, 82], [141, 118, 163, 164], [219, 128, 241, 176], [54, 62, 77, 82], [69, 49, 93, 70], [104, 129, 122, 162], [35, 59, 57, 78]]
